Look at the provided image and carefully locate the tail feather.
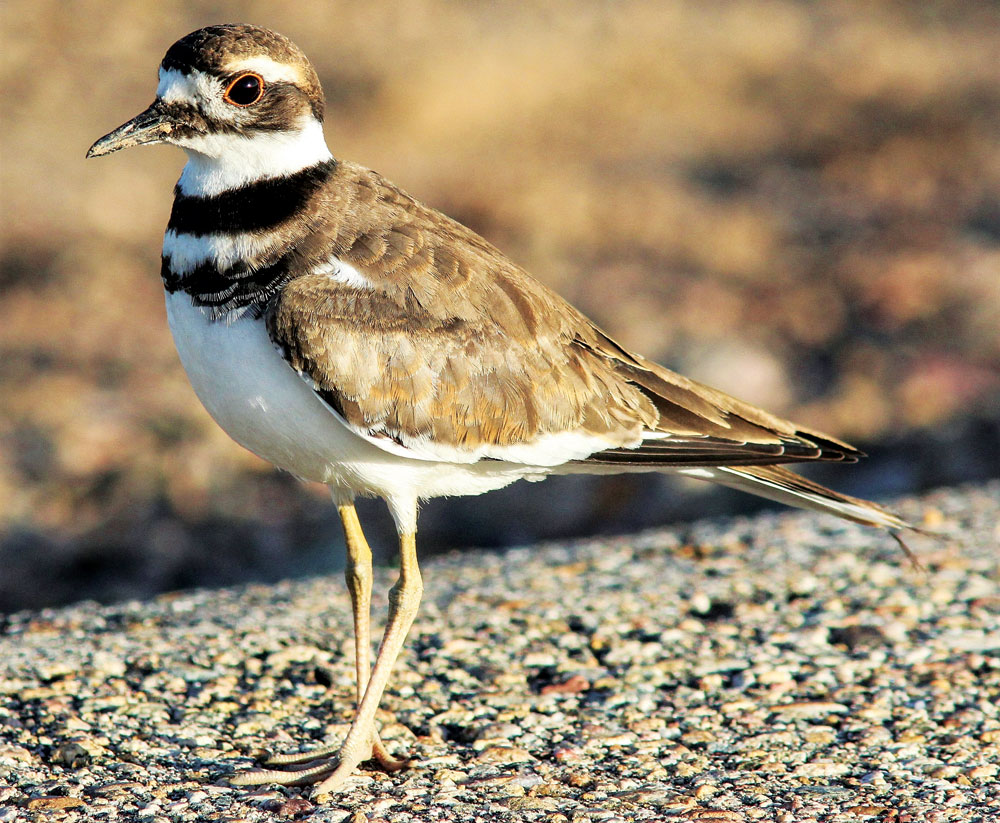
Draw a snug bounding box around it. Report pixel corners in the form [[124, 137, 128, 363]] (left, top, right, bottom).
[[677, 464, 910, 530]]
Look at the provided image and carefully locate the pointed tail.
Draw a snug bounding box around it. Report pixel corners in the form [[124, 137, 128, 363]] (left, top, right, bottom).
[[677, 464, 910, 530]]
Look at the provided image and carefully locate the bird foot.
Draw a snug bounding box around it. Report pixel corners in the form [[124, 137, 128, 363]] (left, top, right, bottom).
[[230, 734, 408, 790]]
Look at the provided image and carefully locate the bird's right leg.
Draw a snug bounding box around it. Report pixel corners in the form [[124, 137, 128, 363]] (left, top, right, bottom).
[[313, 528, 423, 794], [231, 500, 405, 786], [335, 502, 407, 770]]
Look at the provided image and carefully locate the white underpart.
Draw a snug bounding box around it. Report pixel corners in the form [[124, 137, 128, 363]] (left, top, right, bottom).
[[163, 229, 277, 274], [165, 294, 558, 532]]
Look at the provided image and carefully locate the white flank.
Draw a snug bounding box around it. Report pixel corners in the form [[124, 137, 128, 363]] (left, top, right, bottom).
[[176, 118, 332, 197], [676, 468, 716, 480], [298, 375, 632, 467], [362, 426, 625, 467], [483, 430, 631, 466], [162, 229, 277, 274]]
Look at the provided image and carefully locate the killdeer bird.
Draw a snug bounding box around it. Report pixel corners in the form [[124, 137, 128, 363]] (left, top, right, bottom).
[[88, 24, 917, 794]]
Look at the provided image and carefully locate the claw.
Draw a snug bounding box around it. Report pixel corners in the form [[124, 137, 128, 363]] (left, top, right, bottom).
[[265, 744, 342, 767]]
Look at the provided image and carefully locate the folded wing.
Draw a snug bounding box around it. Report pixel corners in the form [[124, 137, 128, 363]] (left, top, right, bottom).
[[265, 161, 909, 530]]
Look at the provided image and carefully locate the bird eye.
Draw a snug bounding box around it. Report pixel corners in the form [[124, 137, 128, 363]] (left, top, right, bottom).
[[224, 73, 264, 106]]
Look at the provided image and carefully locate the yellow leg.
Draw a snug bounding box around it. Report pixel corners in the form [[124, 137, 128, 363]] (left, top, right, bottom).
[[314, 530, 422, 794], [337, 504, 407, 771], [231, 505, 416, 788]]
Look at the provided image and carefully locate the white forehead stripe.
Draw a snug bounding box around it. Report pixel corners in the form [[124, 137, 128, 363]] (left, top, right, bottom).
[[224, 55, 305, 85], [157, 59, 302, 104]]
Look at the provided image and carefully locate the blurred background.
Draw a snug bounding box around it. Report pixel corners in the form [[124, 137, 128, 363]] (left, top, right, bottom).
[[2, 0, 998, 611]]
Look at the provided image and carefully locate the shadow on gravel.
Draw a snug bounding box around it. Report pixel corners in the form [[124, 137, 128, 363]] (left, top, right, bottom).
[[3, 415, 996, 613]]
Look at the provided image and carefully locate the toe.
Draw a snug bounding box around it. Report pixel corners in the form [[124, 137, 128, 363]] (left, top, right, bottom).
[[230, 759, 337, 787]]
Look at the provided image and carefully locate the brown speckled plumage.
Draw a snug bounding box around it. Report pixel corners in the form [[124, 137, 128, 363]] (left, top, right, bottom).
[[264, 161, 859, 465]]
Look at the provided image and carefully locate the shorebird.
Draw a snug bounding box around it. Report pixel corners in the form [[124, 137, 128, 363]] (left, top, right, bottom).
[[88, 24, 915, 794]]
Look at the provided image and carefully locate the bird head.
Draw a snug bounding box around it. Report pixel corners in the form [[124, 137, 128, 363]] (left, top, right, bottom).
[[87, 24, 331, 194]]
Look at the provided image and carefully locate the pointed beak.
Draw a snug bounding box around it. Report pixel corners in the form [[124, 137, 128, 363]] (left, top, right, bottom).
[[87, 100, 177, 158]]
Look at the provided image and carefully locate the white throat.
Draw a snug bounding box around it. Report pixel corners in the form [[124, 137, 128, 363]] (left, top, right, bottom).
[[176, 117, 332, 197]]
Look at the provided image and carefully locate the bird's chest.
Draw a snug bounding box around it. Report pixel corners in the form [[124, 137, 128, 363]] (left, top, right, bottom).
[[163, 291, 367, 481], [160, 232, 292, 319]]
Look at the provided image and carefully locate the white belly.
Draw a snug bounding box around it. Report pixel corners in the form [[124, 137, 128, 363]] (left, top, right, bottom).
[[164, 293, 536, 503]]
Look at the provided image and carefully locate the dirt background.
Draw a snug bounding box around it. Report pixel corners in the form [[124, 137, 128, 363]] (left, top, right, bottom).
[[2, 0, 999, 611]]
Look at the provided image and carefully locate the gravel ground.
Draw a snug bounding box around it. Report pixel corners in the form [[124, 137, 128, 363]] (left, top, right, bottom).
[[1, 482, 998, 823]]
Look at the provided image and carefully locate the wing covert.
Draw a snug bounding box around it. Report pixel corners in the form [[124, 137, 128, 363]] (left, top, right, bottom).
[[264, 160, 863, 470]]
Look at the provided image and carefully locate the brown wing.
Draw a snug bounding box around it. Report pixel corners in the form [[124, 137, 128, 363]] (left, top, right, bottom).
[[268, 273, 655, 459], [575, 332, 863, 466], [268, 161, 861, 467]]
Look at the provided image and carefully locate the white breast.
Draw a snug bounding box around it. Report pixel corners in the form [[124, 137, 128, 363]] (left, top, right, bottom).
[[163, 293, 537, 509]]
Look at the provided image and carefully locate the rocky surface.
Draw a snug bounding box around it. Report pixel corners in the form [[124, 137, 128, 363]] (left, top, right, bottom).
[[1, 482, 998, 822]]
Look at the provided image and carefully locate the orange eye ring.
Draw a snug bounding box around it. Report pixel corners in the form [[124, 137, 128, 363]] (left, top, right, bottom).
[[223, 72, 265, 106]]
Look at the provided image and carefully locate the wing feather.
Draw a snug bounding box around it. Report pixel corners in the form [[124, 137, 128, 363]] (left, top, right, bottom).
[[268, 160, 865, 472]]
